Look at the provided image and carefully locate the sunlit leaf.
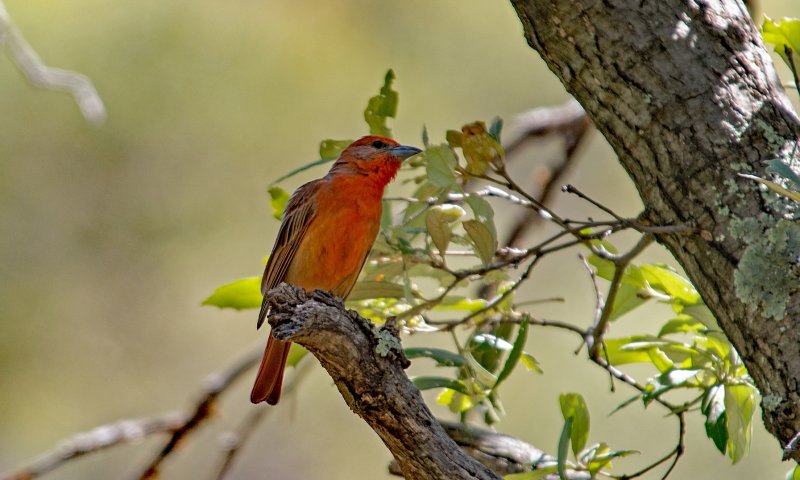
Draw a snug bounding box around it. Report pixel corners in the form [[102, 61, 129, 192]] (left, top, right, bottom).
[[762, 16, 800, 69], [604, 336, 658, 365], [520, 352, 544, 374], [702, 384, 728, 454], [493, 317, 529, 390], [786, 464, 800, 480], [643, 369, 700, 405], [405, 347, 466, 367], [319, 138, 353, 159], [560, 393, 590, 456], [411, 376, 470, 395], [436, 388, 474, 413], [434, 296, 488, 312], [347, 281, 406, 301], [466, 352, 499, 387], [640, 264, 699, 304], [363, 69, 398, 137], [583, 442, 638, 476], [658, 316, 705, 336], [607, 283, 650, 321], [424, 144, 458, 188], [267, 186, 290, 220], [725, 384, 757, 463], [464, 219, 497, 265], [202, 277, 261, 310]]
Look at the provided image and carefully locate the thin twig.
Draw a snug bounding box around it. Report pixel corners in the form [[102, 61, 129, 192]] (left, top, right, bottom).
[[137, 347, 263, 479], [213, 358, 314, 480], [0, 1, 106, 124], [0, 413, 187, 480]]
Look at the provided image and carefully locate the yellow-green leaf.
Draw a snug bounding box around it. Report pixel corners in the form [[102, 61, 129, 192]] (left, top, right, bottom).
[[724, 384, 757, 463], [463, 219, 497, 265], [363, 69, 398, 137], [267, 186, 290, 220], [319, 139, 353, 159], [424, 144, 458, 187], [560, 393, 590, 456], [426, 204, 465, 255], [202, 277, 262, 310]]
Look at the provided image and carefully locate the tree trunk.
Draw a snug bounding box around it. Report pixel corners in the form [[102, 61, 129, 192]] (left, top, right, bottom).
[[509, 0, 800, 459]]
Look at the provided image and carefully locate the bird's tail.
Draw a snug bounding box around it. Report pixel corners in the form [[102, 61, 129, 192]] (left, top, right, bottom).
[[250, 335, 291, 405]]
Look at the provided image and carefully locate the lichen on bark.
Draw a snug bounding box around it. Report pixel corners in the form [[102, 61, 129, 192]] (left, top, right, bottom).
[[734, 219, 800, 319]]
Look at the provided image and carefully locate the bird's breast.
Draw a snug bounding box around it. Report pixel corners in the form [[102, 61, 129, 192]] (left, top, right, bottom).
[[284, 182, 382, 297]]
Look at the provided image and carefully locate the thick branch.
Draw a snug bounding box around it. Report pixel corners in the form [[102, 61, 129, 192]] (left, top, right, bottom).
[[265, 283, 500, 480], [510, 0, 800, 458]]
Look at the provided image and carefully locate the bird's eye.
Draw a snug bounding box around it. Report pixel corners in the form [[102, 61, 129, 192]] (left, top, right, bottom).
[[371, 140, 386, 149]]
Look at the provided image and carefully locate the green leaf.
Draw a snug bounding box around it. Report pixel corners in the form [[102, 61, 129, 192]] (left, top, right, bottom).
[[411, 376, 470, 395], [267, 186, 290, 220], [557, 416, 573, 479], [433, 296, 488, 313], [426, 204, 465, 255], [739, 173, 800, 203], [762, 17, 800, 69], [520, 352, 544, 374], [493, 317, 529, 390], [424, 144, 458, 188], [640, 264, 699, 304], [202, 277, 261, 310], [643, 369, 701, 405], [604, 336, 658, 365], [463, 219, 497, 265], [436, 388, 474, 413], [702, 384, 728, 454], [786, 464, 800, 480], [319, 138, 353, 160], [582, 442, 638, 475], [405, 347, 466, 367], [268, 157, 333, 186], [724, 384, 757, 463], [606, 283, 650, 321], [559, 393, 590, 456], [363, 69, 398, 137], [287, 344, 308, 367], [658, 316, 705, 336], [347, 281, 406, 301]]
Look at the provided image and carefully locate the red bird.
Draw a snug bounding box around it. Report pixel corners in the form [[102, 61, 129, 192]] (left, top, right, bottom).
[[251, 136, 421, 404]]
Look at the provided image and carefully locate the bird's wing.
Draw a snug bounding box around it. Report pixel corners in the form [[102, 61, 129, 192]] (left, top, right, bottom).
[[257, 179, 322, 329]]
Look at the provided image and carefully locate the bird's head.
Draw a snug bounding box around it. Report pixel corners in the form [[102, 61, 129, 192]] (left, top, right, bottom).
[[329, 136, 421, 186]]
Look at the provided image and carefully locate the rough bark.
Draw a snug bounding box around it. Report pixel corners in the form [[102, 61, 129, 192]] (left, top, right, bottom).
[[509, 0, 800, 459], [265, 284, 500, 480]]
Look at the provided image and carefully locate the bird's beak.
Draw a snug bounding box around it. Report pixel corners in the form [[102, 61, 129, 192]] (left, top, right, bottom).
[[389, 145, 422, 160]]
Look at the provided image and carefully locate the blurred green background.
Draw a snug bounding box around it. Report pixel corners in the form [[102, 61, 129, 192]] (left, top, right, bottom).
[[1, 1, 797, 479]]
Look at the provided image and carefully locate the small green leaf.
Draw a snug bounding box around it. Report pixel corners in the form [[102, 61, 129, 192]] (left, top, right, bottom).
[[405, 347, 466, 367], [319, 139, 353, 160], [202, 277, 262, 310], [640, 264, 699, 304], [493, 317, 529, 390], [463, 219, 497, 265], [424, 144, 458, 188], [786, 464, 800, 480], [347, 281, 406, 301], [436, 388, 474, 413], [411, 376, 470, 395], [604, 336, 657, 365], [658, 316, 705, 336], [725, 384, 757, 463], [643, 369, 700, 405], [762, 17, 800, 69], [559, 393, 590, 456], [702, 384, 728, 454], [607, 283, 650, 321], [421, 125, 430, 148], [520, 352, 544, 374], [267, 186, 290, 220], [434, 296, 488, 313], [363, 69, 398, 137], [489, 117, 504, 143]]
